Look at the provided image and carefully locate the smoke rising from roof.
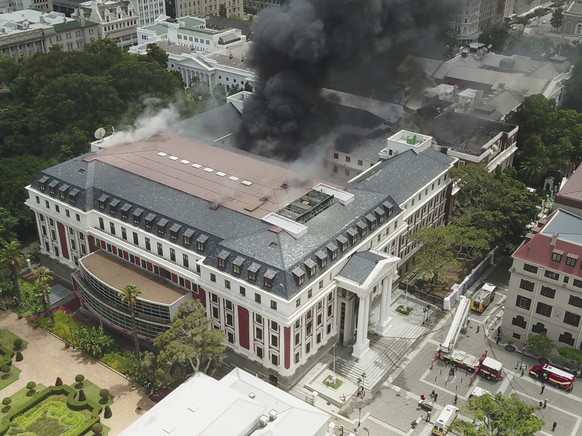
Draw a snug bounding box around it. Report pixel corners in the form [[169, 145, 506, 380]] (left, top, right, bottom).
[[235, 0, 458, 161]]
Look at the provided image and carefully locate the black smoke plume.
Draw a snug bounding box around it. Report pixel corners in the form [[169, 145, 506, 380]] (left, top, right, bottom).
[[236, 0, 459, 161]]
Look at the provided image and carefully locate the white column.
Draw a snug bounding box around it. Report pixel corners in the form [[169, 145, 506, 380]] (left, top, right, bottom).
[[352, 293, 370, 359], [377, 274, 393, 336]]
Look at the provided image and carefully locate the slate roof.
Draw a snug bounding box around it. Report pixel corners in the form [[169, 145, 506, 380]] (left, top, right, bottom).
[[338, 251, 384, 285], [555, 166, 582, 211], [353, 148, 456, 205]]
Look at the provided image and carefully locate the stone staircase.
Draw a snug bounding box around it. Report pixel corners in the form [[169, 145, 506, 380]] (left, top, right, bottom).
[[333, 325, 426, 390]]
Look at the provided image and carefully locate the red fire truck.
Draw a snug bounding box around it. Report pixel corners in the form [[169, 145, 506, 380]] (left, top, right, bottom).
[[432, 296, 503, 383], [530, 363, 576, 391]]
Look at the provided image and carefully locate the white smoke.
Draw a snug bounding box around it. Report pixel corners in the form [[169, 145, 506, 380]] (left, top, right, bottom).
[[97, 104, 181, 149]]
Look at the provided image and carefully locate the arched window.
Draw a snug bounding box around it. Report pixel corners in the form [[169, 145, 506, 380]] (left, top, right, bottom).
[[531, 322, 547, 334], [576, 23, 582, 34], [559, 331, 575, 346]]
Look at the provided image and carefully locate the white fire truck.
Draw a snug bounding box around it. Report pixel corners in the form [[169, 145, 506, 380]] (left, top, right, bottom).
[[433, 296, 503, 382]]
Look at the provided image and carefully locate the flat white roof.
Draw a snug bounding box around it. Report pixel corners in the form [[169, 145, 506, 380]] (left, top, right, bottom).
[[121, 368, 329, 436], [482, 357, 503, 371]]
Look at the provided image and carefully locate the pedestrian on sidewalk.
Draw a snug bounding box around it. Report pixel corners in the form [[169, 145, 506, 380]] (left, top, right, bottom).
[[543, 399, 547, 409], [454, 394, 458, 405], [476, 325, 480, 333], [541, 384, 545, 394], [434, 392, 438, 402], [552, 421, 557, 432], [430, 389, 436, 399], [521, 366, 525, 376]]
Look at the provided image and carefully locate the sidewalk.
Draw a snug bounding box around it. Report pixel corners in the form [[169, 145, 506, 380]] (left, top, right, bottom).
[[0, 309, 154, 434]]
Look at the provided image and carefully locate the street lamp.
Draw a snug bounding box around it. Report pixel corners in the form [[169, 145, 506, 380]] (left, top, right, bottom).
[[358, 407, 362, 427]]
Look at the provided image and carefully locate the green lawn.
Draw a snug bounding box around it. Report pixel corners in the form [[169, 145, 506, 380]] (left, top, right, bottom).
[[80, 379, 113, 405], [0, 366, 21, 391], [0, 330, 27, 352]]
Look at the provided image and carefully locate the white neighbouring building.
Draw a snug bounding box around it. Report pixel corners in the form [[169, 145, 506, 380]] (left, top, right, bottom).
[[120, 368, 330, 436], [25, 121, 455, 387]]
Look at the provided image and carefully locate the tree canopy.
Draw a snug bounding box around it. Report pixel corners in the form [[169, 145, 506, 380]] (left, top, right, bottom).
[[526, 333, 554, 358], [451, 393, 543, 436], [478, 26, 510, 52], [0, 39, 186, 242], [550, 8, 564, 30], [155, 299, 226, 384]]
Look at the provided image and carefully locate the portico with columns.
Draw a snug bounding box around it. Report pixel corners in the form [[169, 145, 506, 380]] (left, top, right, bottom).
[[336, 250, 399, 360]]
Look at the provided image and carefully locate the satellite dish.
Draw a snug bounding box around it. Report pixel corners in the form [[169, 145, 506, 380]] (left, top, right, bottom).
[[94, 127, 106, 140]]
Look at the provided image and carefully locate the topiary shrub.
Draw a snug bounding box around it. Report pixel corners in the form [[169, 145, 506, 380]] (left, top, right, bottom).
[[1, 397, 11, 413], [103, 405, 112, 419], [99, 389, 110, 404], [26, 381, 36, 390], [15, 351, 23, 362], [78, 389, 86, 402], [55, 376, 63, 386], [13, 339, 23, 351], [75, 374, 85, 389], [91, 422, 103, 435], [1, 365, 10, 379]]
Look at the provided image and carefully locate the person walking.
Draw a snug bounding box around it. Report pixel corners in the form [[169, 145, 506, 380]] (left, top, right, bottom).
[[434, 392, 438, 402], [541, 384, 545, 394], [543, 399, 548, 409], [552, 421, 557, 432], [454, 394, 458, 405]]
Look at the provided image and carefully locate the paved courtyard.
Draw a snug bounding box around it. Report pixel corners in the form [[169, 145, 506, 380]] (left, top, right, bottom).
[[0, 309, 154, 434]]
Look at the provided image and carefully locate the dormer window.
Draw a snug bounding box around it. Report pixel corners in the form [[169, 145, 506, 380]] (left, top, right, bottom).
[[170, 223, 182, 241], [264, 269, 277, 289], [366, 214, 377, 230], [120, 203, 131, 220], [183, 228, 194, 246], [383, 201, 394, 217], [217, 250, 230, 268], [327, 243, 338, 260], [157, 218, 168, 235], [551, 249, 563, 263], [315, 251, 327, 269], [233, 256, 245, 275], [196, 234, 208, 252], [39, 176, 49, 192], [69, 188, 79, 205], [356, 221, 367, 237], [375, 207, 385, 223], [98, 194, 108, 210], [337, 235, 348, 252], [58, 184, 69, 200], [248, 262, 261, 281], [293, 267, 305, 286], [347, 228, 358, 244], [132, 208, 143, 225], [48, 180, 58, 196], [566, 254, 578, 267], [305, 259, 316, 277], [144, 213, 156, 230], [109, 199, 120, 216]]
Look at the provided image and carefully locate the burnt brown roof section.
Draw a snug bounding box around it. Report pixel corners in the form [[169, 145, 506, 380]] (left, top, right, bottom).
[[85, 133, 337, 220], [80, 250, 186, 305]]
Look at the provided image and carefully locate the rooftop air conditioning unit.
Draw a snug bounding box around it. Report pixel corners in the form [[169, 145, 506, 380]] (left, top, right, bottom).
[[258, 415, 269, 427]]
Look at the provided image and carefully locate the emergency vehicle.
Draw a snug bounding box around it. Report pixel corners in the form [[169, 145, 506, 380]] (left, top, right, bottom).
[[432, 404, 459, 435], [530, 363, 575, 391], [469, 283, 496, 313], [433, 296, 503, 382]]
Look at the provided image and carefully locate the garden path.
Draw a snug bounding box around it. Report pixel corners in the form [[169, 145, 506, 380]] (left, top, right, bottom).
[[0, 310, 154, 434]]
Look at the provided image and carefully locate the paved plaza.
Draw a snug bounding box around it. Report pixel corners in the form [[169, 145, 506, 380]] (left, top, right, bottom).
[[0, 310, 154, 434]]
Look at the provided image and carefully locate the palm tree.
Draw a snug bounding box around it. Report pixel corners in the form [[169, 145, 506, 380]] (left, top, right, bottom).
[[120, 284, 141, 355], [34, 266, 54, 324], [0, 240, 25, 306]]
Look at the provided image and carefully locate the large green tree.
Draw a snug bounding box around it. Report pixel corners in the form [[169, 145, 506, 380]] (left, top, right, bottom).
[[451, 166, 540, 250], [155, 300, 226, 383], [451, 393, 543, 436], [478, 25, 510, 52], [550, 8, 564, 31], [120, 284, 142, 355]]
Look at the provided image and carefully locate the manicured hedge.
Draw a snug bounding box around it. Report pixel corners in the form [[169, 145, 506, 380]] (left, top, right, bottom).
[[0, 384, 102, 435], [0, 345, 14, 368]]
